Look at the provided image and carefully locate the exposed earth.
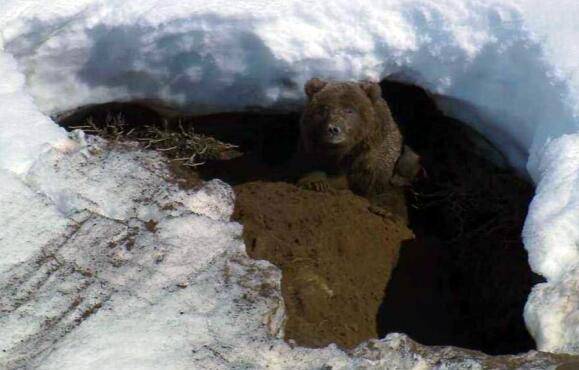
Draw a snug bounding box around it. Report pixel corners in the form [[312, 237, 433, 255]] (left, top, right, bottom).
[[233, 181, 412, 348]]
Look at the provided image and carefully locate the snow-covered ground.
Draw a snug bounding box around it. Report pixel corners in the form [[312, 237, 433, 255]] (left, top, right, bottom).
[[0, 0, 578, 367]]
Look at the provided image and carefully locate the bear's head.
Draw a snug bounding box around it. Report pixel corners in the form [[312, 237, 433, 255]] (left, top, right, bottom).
[[301, 78, 384, 155]]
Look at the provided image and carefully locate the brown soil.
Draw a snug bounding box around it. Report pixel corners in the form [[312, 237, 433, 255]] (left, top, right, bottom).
[[232, 181, 413, 348]]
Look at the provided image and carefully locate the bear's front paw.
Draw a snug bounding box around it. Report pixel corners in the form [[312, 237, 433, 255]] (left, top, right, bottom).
[[297, 171, 331, 192], [299, 179, 331, 192]]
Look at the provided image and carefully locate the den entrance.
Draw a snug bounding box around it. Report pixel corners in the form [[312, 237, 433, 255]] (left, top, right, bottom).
[[56, 80, 541, 355]]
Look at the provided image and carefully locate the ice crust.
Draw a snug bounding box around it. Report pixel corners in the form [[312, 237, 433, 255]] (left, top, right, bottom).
[[0, 0, 578, 365]]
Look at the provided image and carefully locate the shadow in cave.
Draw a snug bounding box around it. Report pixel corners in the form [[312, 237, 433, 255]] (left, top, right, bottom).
[[376, 80, 544, 355], [55, 80, 543, 355], [175, 111, 301, 184]]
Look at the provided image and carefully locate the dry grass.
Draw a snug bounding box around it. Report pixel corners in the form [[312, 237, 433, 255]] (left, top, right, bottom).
[[70, 113, 239, 167]]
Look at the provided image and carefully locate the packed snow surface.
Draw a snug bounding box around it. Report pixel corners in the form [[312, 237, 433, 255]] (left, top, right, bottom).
[[0, 0, 578, 365]]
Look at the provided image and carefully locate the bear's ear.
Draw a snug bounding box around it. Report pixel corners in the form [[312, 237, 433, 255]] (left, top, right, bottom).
[[305, 78, 328, 99], [359, 81, 382, 102]]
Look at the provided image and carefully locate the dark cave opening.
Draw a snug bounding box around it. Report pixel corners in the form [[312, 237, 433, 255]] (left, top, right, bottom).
[[376, 81, 543, 355], [56, 80, 542, 355]]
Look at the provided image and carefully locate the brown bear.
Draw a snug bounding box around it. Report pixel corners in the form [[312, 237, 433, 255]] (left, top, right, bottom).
[[297, 78, 419, 201]]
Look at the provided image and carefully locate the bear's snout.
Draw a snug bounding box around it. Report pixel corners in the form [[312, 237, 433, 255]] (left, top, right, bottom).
[[322, 121, 348, 145], [327, 124, 341, 135]]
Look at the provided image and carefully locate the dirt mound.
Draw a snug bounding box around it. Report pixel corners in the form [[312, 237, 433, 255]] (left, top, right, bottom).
[[232, 182, 413, 349]]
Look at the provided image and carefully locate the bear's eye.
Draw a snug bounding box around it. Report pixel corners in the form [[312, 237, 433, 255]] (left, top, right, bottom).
[[344, 107, 356, 115], [315, 106, 328, 118]]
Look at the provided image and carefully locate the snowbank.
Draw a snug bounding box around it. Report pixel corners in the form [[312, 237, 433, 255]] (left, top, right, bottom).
[[0, 0, 578, 362], [2, 1, 578, 173], [0, 52, 68, 174]]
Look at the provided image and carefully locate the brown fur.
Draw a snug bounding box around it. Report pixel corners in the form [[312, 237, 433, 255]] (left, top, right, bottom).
[[297, 78, 404, 197]]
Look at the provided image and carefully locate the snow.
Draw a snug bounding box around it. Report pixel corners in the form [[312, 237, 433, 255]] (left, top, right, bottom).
[[523, 134, 579, 353], [2, 0, 576, 173], [0, 170, 69, 275], [0, 52, 68, 174], [0, 0, 578, 365]]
